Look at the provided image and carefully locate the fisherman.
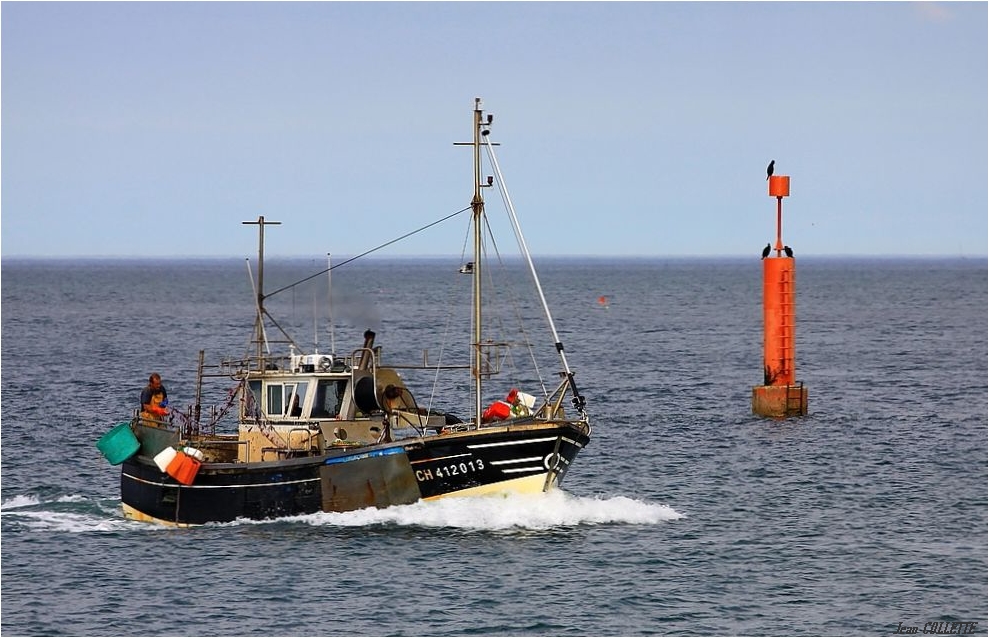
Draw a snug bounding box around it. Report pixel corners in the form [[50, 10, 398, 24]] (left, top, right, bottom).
[[140, 372, 170, 424]]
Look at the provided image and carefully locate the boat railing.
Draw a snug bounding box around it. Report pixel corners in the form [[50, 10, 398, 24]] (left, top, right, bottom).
[[214, 351, 359, 377], [132, 410, 177, 432], [216, 354, 293, 376]]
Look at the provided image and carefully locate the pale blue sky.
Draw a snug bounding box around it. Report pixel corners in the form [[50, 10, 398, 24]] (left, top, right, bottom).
[[2, 2, 986, 258]]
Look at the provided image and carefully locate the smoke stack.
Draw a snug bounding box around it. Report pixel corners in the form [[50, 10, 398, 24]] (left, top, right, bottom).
[[357, 330, 376, 370]]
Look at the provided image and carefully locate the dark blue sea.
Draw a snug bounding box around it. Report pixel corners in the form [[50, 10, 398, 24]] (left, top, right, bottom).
[[2, 256, 986, 637]]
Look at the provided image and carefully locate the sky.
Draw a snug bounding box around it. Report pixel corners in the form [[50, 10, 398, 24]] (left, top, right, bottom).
[[1, 1, 986, 259]]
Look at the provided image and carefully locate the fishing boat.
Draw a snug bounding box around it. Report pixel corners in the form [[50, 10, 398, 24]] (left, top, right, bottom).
[[97, 98, 592, 526]]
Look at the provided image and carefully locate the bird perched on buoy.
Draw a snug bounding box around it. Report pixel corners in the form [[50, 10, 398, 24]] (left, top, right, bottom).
[[766, 160, 775, 180], [784, 245, 793, 258], [761, 243, 771, 259]]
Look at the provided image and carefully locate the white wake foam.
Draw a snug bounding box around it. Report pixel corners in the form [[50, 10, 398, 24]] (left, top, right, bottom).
[[3, 509, 131, 532], [1, 495, 43, 509], [1, 494, 135, 532], [1, 491, 682, 532], [1, 494, 89, 509], [283, 490, 683, 531]]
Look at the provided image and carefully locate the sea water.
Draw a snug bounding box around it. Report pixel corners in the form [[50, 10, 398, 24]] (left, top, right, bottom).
[[1, 257, 986, 636]]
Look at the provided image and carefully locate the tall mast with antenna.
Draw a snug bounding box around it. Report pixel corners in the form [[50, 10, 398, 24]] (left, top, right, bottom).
[[471, 100, 485, 424], [327, 253, 335, 355], [455, 99, 495, 424], [242, 216, 281, 362]]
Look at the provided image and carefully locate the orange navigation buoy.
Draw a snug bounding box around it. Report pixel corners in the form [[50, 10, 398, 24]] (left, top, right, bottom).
[[752, 169, 808, 418]]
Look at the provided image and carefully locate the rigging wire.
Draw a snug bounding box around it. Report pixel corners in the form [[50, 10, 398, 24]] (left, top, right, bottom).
[[480, 211, 550, 400], [483, 139, 587, 417], [264, 206, 472, 300], [245, 259, 271, 355], [426, 219, 475, 417]]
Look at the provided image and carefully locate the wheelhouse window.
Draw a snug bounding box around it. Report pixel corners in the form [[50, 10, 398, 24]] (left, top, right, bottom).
[[267, 385, 285, 416], [246, 380, 262, 420], [290, 382, 308, 417], [312, 378, 347, 418], [261, 382, 309, 418]]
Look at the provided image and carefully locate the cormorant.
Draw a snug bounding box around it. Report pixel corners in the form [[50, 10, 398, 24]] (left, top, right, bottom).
[[761, 243, 771, 259], [784, 245, 793, 258], [766, 160, 775, 180]]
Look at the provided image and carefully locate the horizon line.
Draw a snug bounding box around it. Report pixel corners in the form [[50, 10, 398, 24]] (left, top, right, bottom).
[[2, 253, 986, 261]]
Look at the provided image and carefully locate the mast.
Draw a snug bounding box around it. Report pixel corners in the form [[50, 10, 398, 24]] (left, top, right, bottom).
[[455, 99, 496, 424], [242, 216, 281, 361], [327, 253, 336, 355], [471, 99, 485, 424]]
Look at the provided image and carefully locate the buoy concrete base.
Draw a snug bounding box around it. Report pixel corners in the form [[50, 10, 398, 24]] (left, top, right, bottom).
[[752, 383, 808, 418]]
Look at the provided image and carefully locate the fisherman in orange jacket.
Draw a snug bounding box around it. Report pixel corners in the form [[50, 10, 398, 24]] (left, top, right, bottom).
[[140, 372, 170, 424]]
